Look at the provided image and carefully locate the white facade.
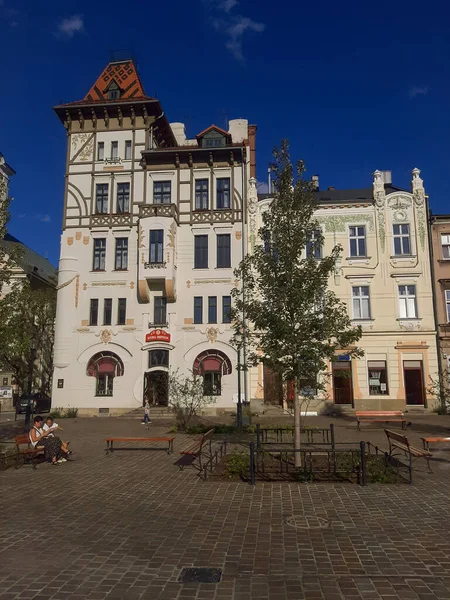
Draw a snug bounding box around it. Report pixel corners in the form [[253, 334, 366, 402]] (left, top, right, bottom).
[[52, 60, 254, 415]]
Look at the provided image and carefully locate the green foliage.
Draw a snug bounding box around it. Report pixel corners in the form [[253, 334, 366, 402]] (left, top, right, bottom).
[[232, 140, 363, 392], [0, 281, 56, 393], [167, 369, 217, 431], [224, 450, 250, 479], [365, 455, 398, 484], [49, 407, 78, 419], [427, 371, 450, 415], [65, 407, 78, 419], [49, 407, 63, 419], [172, 423, 256, 435]]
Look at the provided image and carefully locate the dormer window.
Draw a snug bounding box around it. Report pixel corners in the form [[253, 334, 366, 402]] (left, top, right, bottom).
[[106, 80, 121, 100], [196, 125, 231, 149]]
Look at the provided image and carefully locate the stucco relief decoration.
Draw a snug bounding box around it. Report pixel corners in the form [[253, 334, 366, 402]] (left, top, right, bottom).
[[71, 133, 94, 162], [0, 174, 7, 203], [99, 329, 112, 344], [399, 321, 421, 331], [206, 327, 219, 343], [129, 281, 135, 289], [411, 168, 426, 250], [316, 214, 375, 233], [83, 283, 87, 291], [388, 195, 412, 224], [372, 170, 386, 252], [56, 274, 78, 291], [75, 275, 79, 308], [83, 236, 89, 245], [248, 177, 258, 250], [186, 280, 191, 288], [168, 223, 176, 248]]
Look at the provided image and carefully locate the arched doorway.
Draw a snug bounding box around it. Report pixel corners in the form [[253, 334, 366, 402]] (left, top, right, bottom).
[[87, 352, 124, 397], [193, 349, 232, 396], [143, 349, 169, 406]]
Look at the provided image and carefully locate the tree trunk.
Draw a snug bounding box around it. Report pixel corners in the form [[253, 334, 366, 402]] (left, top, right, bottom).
[[293, 379, 301, 467]]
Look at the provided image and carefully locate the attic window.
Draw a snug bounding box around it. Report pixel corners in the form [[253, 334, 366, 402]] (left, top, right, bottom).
[[201, 131, 227, 148], [107, 80, 121, 100]]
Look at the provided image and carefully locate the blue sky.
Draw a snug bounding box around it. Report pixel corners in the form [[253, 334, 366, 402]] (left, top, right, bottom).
[[1, 0, 449, 266]]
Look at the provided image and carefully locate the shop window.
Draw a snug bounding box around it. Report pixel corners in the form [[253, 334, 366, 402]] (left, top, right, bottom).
[[368, 360, 389, 395]]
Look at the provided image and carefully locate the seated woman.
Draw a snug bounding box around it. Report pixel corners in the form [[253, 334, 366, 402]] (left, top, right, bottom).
[[29, 416, 66, 465], [43, 416, 71, 455]]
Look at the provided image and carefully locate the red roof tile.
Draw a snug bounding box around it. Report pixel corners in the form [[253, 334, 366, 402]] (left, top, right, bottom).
[[196, 124, 231, 138], [84, 60, 149, 103]]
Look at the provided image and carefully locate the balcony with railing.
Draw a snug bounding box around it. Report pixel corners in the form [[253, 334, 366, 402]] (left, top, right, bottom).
[[139, 203, 179, 224]]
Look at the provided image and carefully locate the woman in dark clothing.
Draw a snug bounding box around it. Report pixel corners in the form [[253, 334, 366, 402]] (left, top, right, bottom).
[[29, 416, 65, 465]]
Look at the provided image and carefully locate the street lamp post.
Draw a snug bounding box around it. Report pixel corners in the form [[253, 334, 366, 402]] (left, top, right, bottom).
[[235, 332, 242, 429]]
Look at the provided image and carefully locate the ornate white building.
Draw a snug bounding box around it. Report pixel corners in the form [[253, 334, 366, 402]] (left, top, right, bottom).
[[51, 59, 256, 415], [251, 170, 440, 412]]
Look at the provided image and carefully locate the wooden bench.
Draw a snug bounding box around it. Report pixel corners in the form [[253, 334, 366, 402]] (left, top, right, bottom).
[[105, 437, 174, 455], [179, 429, 214, 470], [13, 434, 45, 469], [421, 437, 450, 451], [356, 410, 406, 430], [385, 429, 432, 483]]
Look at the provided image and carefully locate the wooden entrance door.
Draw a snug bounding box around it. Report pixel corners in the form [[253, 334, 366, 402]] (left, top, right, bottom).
[[403, 360, 425, 405], [143, 371, 168, 406], [332, 361, 354, 405]]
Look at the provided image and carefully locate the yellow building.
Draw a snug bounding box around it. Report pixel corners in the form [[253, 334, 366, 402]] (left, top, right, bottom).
[[250, 169, 439, 412]]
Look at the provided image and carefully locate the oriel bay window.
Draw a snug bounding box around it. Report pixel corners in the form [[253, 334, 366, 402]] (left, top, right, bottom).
[[149, 230, 164, 264], [368, 361, 389, 395], [116, 183, 130, 213], [195, 179, 209, 210], [95, 184, 109, 214], [117, 298, 127, 325], [154, 297, 167, 326], [153, 181, 171, 204], [217, 178, 230, 209], [114, 238, 128, 270], [93, 239, 106, 271], [217, 234, 231, 268]]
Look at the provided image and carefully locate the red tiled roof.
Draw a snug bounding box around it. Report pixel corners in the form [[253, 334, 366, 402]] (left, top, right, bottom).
[[196, 124, 231, 138], [83, 60, 149, 103]]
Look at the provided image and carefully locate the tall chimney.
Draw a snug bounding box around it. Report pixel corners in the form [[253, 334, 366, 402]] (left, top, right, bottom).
[[247, 125, 257, 179], [380, 170, 392, 184]]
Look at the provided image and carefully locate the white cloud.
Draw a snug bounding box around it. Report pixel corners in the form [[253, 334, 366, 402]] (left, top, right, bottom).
[[203, 0, 265, 61], [57, 14, 84, 39], [36, 214, 51, 223], [409, 86, 429, 98]]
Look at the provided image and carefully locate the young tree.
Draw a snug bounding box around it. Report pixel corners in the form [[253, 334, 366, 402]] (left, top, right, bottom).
[[232, 141, 363, 465], [167, 369, 216, 430], [0, 282, 56, 393]]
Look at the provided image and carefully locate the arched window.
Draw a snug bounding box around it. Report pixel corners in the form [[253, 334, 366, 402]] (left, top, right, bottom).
[[193, 350, 232, 397], [87, 352, 124, 397]]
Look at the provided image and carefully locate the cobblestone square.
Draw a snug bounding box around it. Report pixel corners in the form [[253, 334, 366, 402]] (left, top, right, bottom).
[[1, 415, 449, 599]]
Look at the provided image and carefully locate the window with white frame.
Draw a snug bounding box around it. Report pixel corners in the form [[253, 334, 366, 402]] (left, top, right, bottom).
[[111, 141, 119, 160], [97, 142, 104, 161], [195, 179, 209, 210], [442, 234, 450, 259], [153, 181, 171, 204], [124, 140, 132, 160], [352, 286, 371, 319], [393, 224, 411, 255], [398, 285, 417, 318], [446, 289, 450, 322], [349, 226, 366, 257]]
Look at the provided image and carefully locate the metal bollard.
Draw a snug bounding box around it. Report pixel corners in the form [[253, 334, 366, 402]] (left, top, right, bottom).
[[360, 441, 367, 486], [249, 442, 255, 486]]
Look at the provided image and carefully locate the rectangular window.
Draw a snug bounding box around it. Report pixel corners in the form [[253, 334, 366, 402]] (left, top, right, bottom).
[[124, 140, 132, 160], [103, 298, 112, 326], [115, 238, 128, 270], [208, 296, 217, 323], [217, 178, 231, 209], [306, 229, 322, 259], [111, 141, 118, 160], [97, 142, 104, 161], [222, 295, 231, 323], [195, 179, 209, 210], [153, 181, 171, 204], [398, 285, 417, 318], [149, 230, 164, 264], [116, 182, 130, 213], [89, 299, 99, 326], [352, 286, 371, 319], [194, 297, 203, 324], [203, 372, 221, 396], [445, 290, 450, 322], [217, 234, 231, 268], [93, 239, 106, 271], [393, 224, 411, 255], [96, 374, 113, 396], [442, 234, 450, 259], [194, 235, 208, 269], [154, 297, 167, 325], [117, 298, 126, 325], [349, 226, 366, 257], [95, 183, 109, 214], [368, 360, 389, 395]]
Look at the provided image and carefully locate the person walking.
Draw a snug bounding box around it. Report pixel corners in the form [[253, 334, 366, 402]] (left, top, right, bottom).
[[142, 400, 151, 425]]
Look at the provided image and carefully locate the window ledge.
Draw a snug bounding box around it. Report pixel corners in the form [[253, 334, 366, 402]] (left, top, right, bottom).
[[352, 318, 374, 322], [390, 255, 417, 261], [346, 256, 371, 260], [397, 317, 422, 321], [90, 270, 106, 273], [113, 269, 129, 272], [438, 258, 450, 263]]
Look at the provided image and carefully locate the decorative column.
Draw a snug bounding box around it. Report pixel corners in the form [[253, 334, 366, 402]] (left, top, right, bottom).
[[373, 170, 387, 253], [411, 168, 426, 252], [248, 177, 258, 252]]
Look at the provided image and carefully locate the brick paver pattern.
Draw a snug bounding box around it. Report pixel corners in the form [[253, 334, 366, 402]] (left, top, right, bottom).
[[1, 416, 450, 599]]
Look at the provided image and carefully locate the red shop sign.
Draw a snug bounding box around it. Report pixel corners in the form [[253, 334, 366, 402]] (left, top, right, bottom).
[[146, 329, 171, 343]]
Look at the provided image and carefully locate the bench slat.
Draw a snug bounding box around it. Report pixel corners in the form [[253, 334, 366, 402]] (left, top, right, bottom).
[[356, 411, 404, 417], [105, 437, 174, 442]]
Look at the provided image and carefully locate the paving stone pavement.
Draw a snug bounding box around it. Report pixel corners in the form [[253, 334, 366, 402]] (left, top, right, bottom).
[[1, 417, 450, 600]]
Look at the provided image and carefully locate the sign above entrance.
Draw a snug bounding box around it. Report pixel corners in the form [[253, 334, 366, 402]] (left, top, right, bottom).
[[146, 329, 171, 343]]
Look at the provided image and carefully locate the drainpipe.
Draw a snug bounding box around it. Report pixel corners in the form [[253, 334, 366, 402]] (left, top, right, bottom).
[[428, 208, 446, 411]]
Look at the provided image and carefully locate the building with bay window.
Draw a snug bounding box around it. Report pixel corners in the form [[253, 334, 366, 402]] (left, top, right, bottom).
[[51, 58, 256, 415], [250, 169, 440, 412]]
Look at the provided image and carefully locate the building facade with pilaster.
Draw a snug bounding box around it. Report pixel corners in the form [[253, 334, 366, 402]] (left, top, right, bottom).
[[250, 170, 440, 412], [51, 59, 255, 415]]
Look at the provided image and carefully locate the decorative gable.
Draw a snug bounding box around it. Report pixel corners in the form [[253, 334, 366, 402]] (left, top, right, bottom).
[[84, 60, 148, 102], [196, 125, 231, 148]]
